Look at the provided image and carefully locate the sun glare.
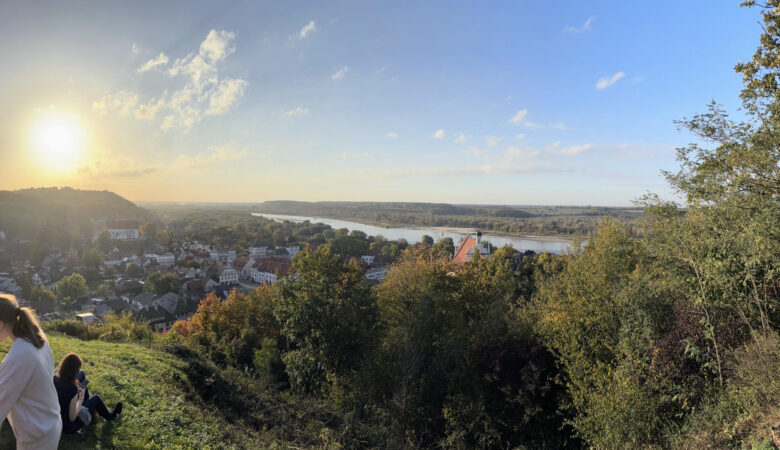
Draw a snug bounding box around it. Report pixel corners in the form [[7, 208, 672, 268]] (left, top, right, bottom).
[[29, 111, 86, 172]]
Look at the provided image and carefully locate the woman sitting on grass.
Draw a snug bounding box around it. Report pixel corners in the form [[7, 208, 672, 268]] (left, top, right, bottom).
[[53, 353, 123, 436], [0, 294, 62, 450]]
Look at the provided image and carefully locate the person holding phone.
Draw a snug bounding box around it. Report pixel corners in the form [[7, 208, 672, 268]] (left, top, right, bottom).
[[52, 353, 123, 436], [0, 294, 62, 449]]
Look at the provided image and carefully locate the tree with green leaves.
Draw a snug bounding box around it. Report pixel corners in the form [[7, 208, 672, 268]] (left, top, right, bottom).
[[57, 273, 88, 301], [273, 246, 379, 393], [143, 272, 181, 296]]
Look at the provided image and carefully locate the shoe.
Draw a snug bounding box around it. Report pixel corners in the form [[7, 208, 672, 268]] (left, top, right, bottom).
[[109, 402, 123, 420]]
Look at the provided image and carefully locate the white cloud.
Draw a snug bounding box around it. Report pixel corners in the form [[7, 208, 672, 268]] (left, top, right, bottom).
[[92, 91, 138, 116], [137, 52, 169, 73], [206, 78, 248, 115], [453, 133, 471, 143], [385, 132, 398, 139], [596, 71, 625, 90], [78, 157, 158, 178], [331, 66, 349, 80], [467, 148, 487, 158], [514, 133, 525, 140], [95, 29, 246, 130], [132, 43, 140, 55], [174, 144, 249, 169], [546, 141, 594, 155], [503, 146, 540, 164], [508, 109, 528, 125], [433, 129, 445, 139], [299, 21, 317, 39], [134, 97, 165, 119], [341, 152, 373, 159], [377, 145, 561, 178], [564, 17, 595, 34], [282, 106, 310, 117], [484, 136, 502, 147]]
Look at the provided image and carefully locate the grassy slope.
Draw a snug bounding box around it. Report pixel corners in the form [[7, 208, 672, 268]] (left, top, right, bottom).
[[0, 335, 266, 450]]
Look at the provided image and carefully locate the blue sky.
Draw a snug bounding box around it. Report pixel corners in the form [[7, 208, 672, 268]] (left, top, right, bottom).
[[0, 1, 761, 205]]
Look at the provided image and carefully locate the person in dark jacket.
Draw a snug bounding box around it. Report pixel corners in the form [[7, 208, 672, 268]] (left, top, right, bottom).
[[52, 353, 123, 435]]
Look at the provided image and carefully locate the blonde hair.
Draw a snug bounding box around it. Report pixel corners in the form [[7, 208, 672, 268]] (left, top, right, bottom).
[[0, 295, 46, 349]]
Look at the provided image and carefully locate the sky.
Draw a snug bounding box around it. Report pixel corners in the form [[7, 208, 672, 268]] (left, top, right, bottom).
[[0, 0, 762, 205]]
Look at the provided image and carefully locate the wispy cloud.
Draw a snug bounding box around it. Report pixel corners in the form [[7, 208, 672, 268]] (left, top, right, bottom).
[[385, 132, 398, 139], [508, 110, 572, 130], [433, 129, 445, 139], [514, 133, 525, 140], [378, 145, 550, 178], [298, 21, 317, 39], [484, 136, 502, 147], [282, 106, 310, 117], [78, 157, 157, 178], [94, 29, 247, 131], [92, 91, 138, 116], [137, 52, 169, 73], [546, 141, 593, 155], [508, 109, 528, 125], [331, 66, 349, 80], [205, 78, 248, 115], [453, 132, 471, 143], [174, 144, 249, 169], [596, 71, 625, 90], [341, 152, 373, 159], [564, 17, 595, 34]]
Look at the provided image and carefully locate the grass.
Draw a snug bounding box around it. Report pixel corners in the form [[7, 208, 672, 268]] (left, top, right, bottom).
[[0, 334, 268, 449]]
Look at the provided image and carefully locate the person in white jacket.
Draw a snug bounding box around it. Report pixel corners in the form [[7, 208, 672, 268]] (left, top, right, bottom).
[[0, 294, 61, 449]]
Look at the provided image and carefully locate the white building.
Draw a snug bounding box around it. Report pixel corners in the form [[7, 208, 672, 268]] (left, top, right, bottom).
[[285, 246, 300, 258], [250, 258, 291, 285], [241, 258, 257, 279], [361, 255, 375, 265], [209, 250, 236, 264], [219, 267, 239, 285], [106, 220, 140, 240], [365, 267, 388, 282], [156, 253, 176, 267], [249, 247, 268, 259], [0, 231, 5, 240]]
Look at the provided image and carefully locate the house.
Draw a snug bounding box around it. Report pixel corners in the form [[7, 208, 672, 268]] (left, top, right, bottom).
[[365, 267, 388, 283], [241, 258, 257, 280], [250, 258, 291, 285], [154, 292, 180, 315], [136, 305, 176, 331], [249, 247, 268, 259], [209, 250, 236, 264], [75, 312, 100, 326], [0, 276, 22, 297], [285, 246, 300, 258], [106, 220, 140, 240], [31, 272, 44, 286], [361, 255, 375, 266], [272, 247, 289, 259], [451, 232, 492, 264], [155, 253, 176, 267], [131, 292, 156, 308], [219, 266, 239, 285]]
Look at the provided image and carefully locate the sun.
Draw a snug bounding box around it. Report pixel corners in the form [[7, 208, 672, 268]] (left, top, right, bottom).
[[29, 111, 86, 172]]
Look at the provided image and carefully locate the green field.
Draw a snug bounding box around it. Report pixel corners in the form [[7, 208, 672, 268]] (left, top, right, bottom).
[[0, 335, 269, 449]]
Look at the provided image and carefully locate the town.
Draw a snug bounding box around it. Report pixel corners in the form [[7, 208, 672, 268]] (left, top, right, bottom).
[[0, 210, 515, 333]]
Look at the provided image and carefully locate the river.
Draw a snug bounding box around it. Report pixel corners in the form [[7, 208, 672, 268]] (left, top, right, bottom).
[[252, 213, 573, 254]]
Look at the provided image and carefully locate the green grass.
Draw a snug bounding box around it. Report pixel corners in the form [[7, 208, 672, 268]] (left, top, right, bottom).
[[0, 335, 269, 449]]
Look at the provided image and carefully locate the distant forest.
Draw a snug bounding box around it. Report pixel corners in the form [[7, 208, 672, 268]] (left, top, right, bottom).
[[256, 200, 644, 236]]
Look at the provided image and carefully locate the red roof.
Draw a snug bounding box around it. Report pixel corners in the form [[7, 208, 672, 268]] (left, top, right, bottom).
[[451, 236, 477, 264], [107, 220, 139, 230], [252, 257, 291, 275]]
